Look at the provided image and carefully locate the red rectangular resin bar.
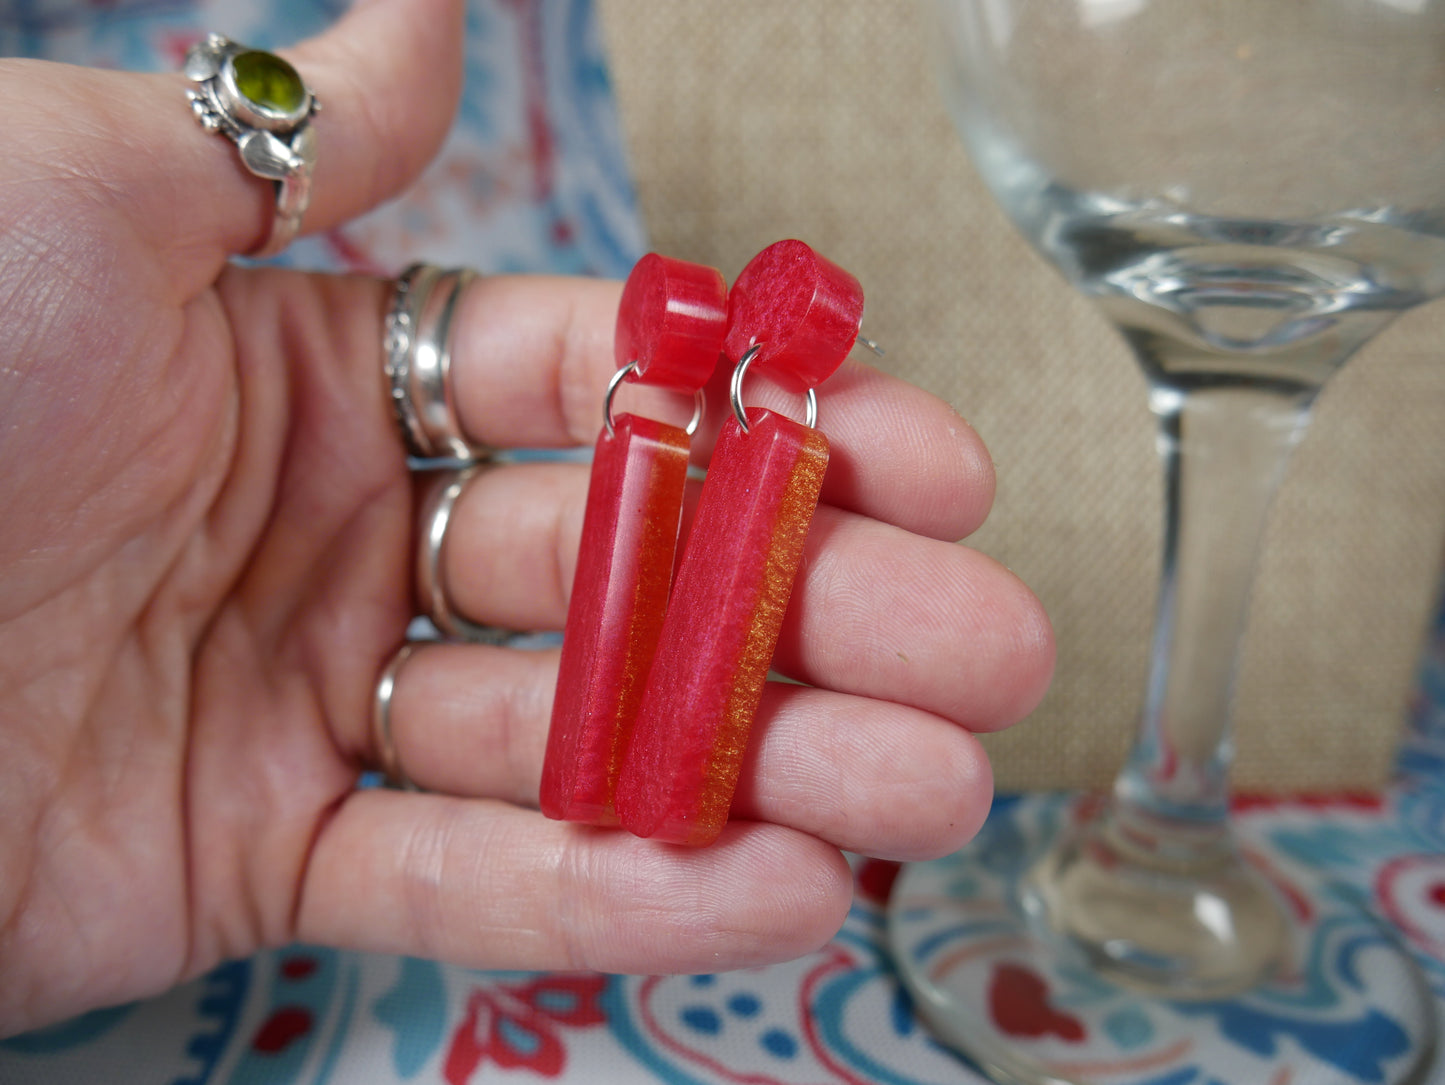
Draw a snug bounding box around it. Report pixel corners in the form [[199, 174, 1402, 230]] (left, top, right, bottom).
[[540, 413, 691, 825], [615, 409, 829, 846]]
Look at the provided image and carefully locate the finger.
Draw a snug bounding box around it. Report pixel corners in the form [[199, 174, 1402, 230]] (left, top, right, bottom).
[[447, 275, 994, 540], [5, 0, 464, 270], [431, 461, 589, 631], [698, 353, 997, 541], [438, 462, 1052, 730], [296, 790, 852, 974], [777, 505, 1056, 732], [735, 685, 995, 861], [275, 0, 466, 239], [379, 642, 557, 808], [384, 644, 993, 861]]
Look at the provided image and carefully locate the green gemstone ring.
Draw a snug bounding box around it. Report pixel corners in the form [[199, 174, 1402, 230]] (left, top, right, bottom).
[[184, 33, 319, 258]]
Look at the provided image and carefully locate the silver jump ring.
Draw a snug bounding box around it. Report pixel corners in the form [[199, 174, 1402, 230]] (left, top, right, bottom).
[[603, 360, 706, 439], [184, 34, 319, 259], [372, 644, 420, 790], [729, 344, 818, 434], [384, 265, 490, 462], [417, 465, 512, 644]]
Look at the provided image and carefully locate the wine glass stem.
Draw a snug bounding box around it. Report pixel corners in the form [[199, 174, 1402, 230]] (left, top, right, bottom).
[[1111, 377, 1315, 856], [1023, 369, 1325, 995]]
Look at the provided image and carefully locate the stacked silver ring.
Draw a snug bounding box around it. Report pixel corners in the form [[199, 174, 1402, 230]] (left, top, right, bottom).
[[384, 264, 485, 462]]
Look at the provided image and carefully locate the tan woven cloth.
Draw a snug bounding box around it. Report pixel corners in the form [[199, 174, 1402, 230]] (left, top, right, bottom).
[[597, 0, 1445, 791]]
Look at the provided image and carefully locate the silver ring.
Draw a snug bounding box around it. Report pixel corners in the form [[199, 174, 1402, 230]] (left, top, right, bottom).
[[603, 360, 706, 439], [185, 33, 319, 259], [372, 644, 419, 790], [384, 264, 488, 461], [729, 344, 819, 433], [417, 465, 511, 644]]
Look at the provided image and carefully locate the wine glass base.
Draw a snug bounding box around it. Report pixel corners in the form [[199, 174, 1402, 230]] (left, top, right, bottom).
[[887, 794, 1438, 1085]]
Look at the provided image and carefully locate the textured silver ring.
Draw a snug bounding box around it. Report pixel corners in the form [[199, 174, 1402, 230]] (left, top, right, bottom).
[[372, 644, 420, 790], [384, 264, 487, 462], [185, 33, 319, 258], [418, 465, 511, 644]]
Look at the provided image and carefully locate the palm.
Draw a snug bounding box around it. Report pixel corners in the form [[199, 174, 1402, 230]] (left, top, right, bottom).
[[0, 139, 413, 1017]]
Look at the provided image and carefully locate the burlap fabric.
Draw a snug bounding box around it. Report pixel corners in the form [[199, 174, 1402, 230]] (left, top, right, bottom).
[[596, 0, 1445, 791]]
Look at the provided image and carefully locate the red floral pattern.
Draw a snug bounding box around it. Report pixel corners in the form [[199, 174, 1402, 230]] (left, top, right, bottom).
[[443, 975, 608, 1082]]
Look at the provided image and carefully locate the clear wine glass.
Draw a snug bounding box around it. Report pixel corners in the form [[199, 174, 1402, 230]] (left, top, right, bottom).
[[887, 2, 1444, 1083]]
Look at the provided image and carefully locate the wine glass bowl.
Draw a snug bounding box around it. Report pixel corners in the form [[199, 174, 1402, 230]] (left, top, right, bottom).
[[889, 2, 1445, 1082], [943, 1, 1445, 394]]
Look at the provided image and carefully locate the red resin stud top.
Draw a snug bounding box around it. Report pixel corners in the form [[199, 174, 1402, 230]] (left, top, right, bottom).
[[614, 253, 729, 391], [723, 239, 864, 394]]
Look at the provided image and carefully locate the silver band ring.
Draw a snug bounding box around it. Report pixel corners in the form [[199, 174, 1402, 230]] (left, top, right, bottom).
[[185, 33, 319, 258], [730, 343, 819, 433], [603, 360, 706, 440], [384, 264, 487, 462], [372, 644, 419, 790], [418, 465, 511, 644]]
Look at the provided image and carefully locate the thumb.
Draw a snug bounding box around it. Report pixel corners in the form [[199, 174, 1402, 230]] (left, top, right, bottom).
[[1, 0, 466, 271]]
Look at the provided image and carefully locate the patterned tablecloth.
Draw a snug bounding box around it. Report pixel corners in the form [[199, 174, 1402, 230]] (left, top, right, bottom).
[[4, 2, 1445, 1082]]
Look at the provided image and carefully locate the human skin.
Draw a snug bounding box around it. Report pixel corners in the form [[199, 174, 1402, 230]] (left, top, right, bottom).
[[0, 0, 1054, 1037]]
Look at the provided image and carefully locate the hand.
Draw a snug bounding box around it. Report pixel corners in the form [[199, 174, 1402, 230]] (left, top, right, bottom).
[[0, 0, 1053, 1037]]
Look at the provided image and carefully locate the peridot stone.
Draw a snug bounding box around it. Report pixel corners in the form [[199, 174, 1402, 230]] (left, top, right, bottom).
[[232, 50, 306, 115]]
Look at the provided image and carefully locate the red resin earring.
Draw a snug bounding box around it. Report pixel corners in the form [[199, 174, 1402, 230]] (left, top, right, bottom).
[[615, 240, 865, 846], [540, 254, 728, 826]]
